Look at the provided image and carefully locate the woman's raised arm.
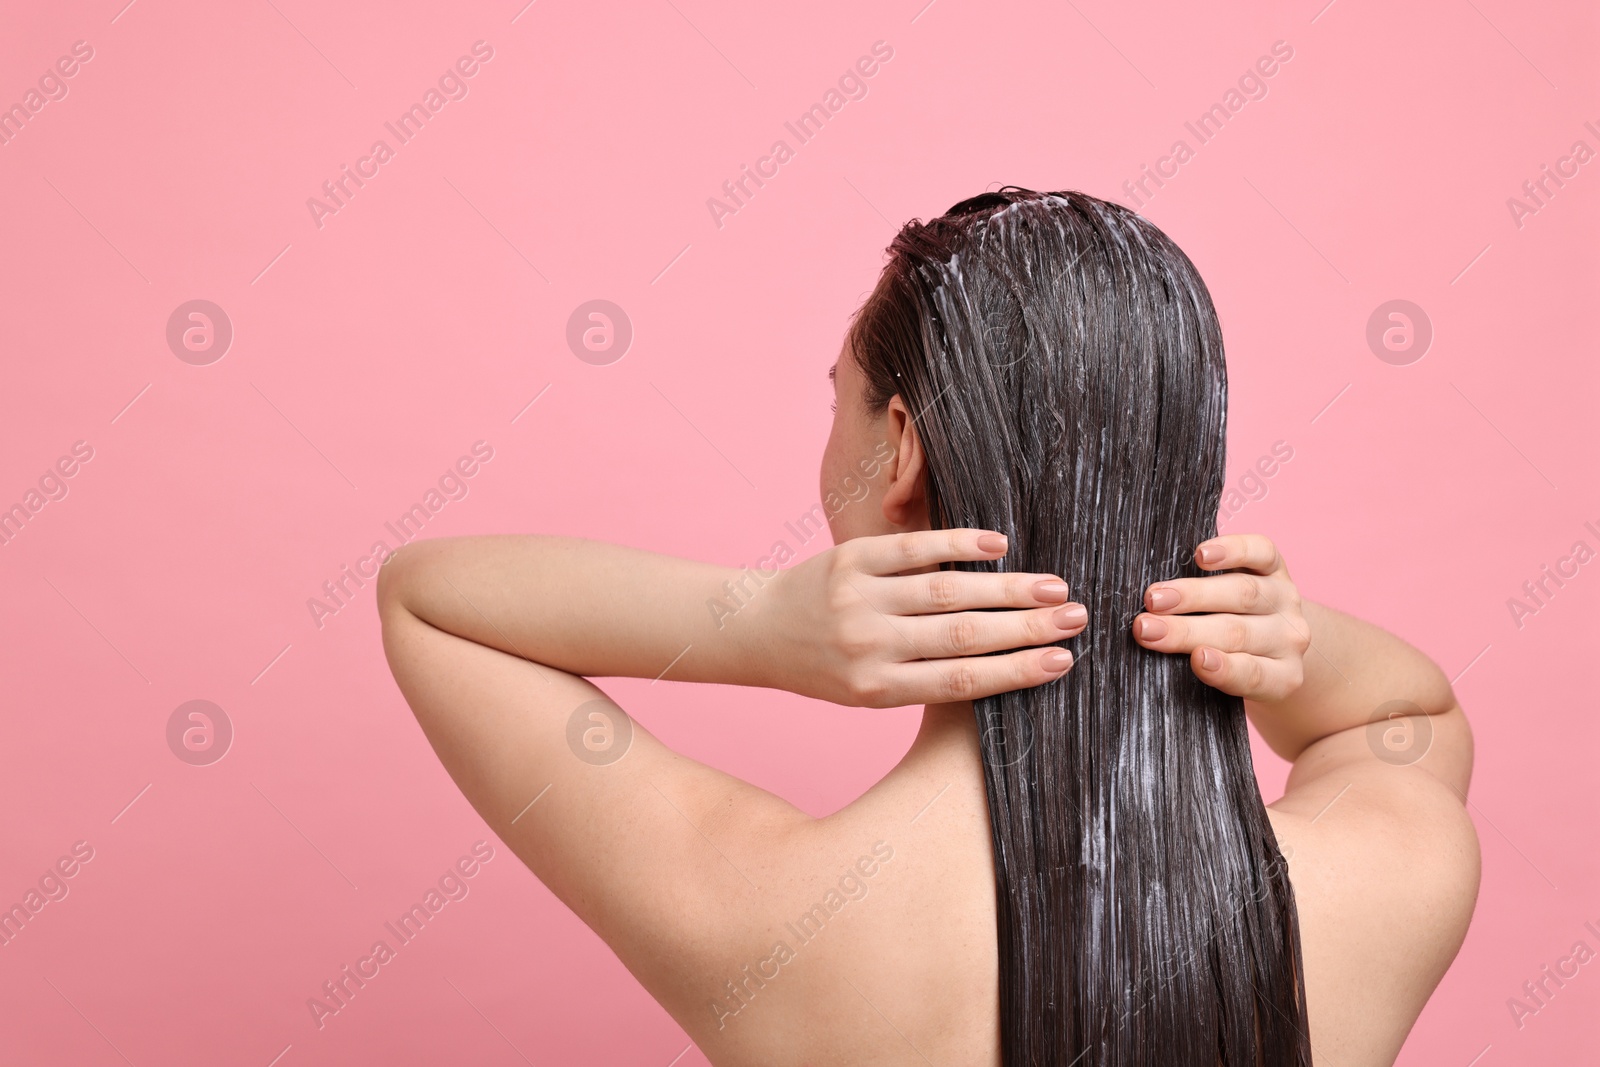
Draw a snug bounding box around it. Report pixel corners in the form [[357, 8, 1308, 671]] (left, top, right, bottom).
[[372, 528, 1091, 1043], [1132, 532, 1472, 795], [376, 529, 1089, 706]]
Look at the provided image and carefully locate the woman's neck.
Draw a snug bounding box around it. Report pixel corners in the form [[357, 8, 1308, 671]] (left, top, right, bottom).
[[912, 700, 980, 755]]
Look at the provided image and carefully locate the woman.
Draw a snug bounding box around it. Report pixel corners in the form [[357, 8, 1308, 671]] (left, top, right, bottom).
[[378, 188, 1479, 1065]]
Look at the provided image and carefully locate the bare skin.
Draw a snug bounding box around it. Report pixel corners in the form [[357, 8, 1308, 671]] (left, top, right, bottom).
[[377, 352, 1480, 1066]]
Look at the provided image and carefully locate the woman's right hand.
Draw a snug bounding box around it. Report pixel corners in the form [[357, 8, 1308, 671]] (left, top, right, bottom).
[[1131, 533, 1310, 703], [757, 528, 1087, 708]]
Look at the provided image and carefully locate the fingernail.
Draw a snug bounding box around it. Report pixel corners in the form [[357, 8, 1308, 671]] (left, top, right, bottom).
[[1033, 580, 1071, 602], [977, 533, 1008, 553], [1197, 543, 1224, 565], [1041, 649, 1074, 672], [1054, 604, 1087, 627], [1200, 647, 1221, 670], [1148, 586, 1179, 610], [1139, 616, 1167, 641]]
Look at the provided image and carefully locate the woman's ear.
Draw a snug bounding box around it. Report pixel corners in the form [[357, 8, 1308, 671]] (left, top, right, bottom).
[[880, 394, 931, 529]]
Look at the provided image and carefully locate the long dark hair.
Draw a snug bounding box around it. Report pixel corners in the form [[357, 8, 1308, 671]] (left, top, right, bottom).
[[846, 187, 1311, 1065]]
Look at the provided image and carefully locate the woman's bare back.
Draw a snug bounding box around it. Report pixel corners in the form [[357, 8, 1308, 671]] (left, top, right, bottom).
[[633, 703, 1478, 1067]]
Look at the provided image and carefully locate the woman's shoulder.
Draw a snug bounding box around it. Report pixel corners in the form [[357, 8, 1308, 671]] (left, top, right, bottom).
[[1268, 711, 1481, 1065]]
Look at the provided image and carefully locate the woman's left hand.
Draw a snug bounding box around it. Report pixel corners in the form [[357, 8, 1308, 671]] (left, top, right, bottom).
[[1131, 533, 1311, 703]]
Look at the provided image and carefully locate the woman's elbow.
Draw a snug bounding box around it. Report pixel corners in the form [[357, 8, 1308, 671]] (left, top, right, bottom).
[[375, 547, 415, 622]]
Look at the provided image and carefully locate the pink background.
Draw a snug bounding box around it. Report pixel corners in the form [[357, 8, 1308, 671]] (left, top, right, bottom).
[[1, 0, 1594, 1063]]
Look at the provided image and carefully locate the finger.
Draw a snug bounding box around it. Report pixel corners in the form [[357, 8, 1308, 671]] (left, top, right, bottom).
[[882, 570, 1071, 613], [1132, 611, 1282, 656], [853, 528, 1009, 576], [1194, 534, 1287, 576], [902, 604, 1088, 660], [1143, 573, 1286, 616], [887, 645, 1076, 706], [1189, 646, 1299, 702]]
